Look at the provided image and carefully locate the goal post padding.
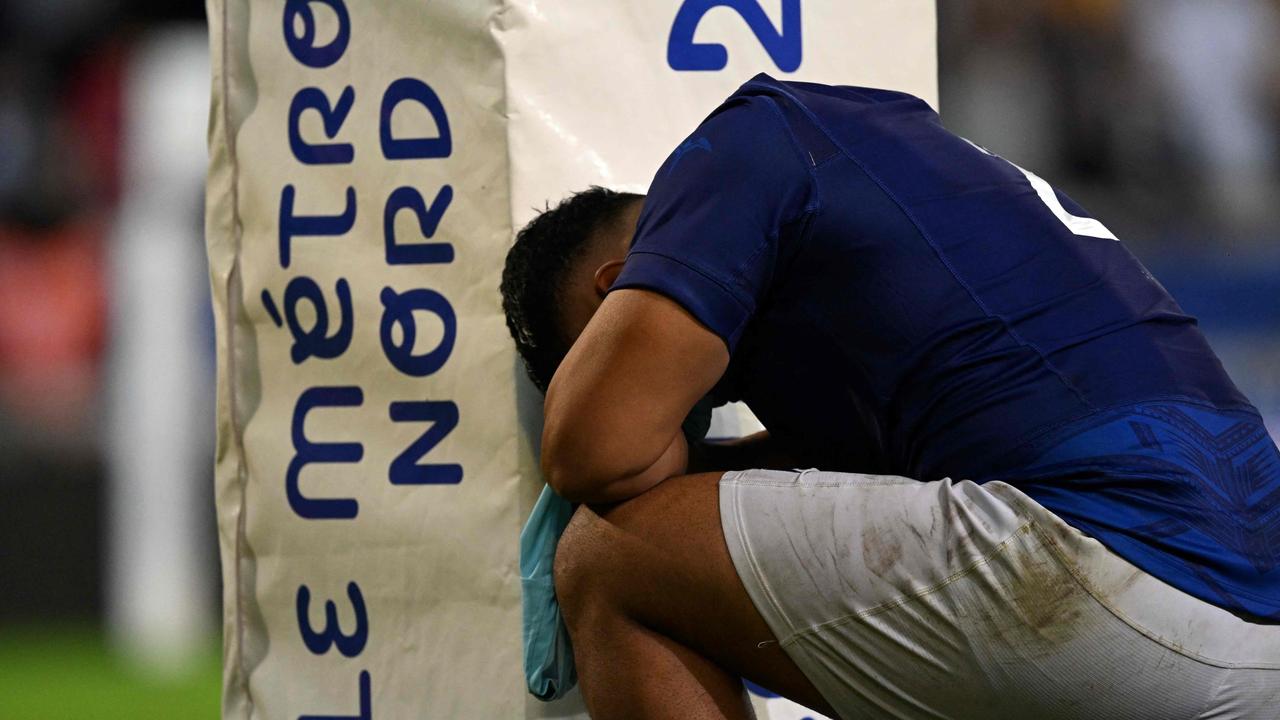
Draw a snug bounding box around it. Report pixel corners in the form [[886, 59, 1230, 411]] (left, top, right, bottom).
[[205, 2, 936, 717]]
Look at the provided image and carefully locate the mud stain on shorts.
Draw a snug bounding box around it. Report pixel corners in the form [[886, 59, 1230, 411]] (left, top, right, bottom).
[[979, 532, 1097, 655], [862, 526, 904, 579], [1013, 555, 1087, 642]]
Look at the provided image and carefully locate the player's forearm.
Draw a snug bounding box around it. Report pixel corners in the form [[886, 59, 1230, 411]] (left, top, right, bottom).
[[540, 381, 687, 502]]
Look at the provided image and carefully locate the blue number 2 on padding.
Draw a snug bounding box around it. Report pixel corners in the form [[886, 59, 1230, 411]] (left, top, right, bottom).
[[668, 0, 802, 72]]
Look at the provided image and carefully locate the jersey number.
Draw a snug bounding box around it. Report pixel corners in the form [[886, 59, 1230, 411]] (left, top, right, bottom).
[[966, 139, 1117, 241]]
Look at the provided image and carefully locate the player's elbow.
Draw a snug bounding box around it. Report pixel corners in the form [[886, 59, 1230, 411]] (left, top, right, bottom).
[[540, 423, 593, 503], [540, 430, 604, 499], [543, 464, 587, 505], [540, 446, 603, 505], [540, 425, 636, 504]]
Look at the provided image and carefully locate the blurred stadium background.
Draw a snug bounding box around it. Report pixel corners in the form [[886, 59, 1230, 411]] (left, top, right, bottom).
[[0, 1, 1276, 718]]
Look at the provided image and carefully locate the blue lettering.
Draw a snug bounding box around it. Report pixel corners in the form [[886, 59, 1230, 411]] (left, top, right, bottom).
[[388, 401, 462, 485], [283, 0, 352, 69], [289, 87, 356, 165], [378, 287, 456, 377], [284, 276, 354, 364], [296, 581, 368, 657], [287, 386, 364, 520], [279, 185, 356, 268], [383, 186, 454, 265], [379, 78, 452, 160], [262, 289, 285, 327], [668, 0, 802, 72]]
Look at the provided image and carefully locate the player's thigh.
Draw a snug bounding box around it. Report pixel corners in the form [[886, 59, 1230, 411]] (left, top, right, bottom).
[[554, 472, 833, 715]]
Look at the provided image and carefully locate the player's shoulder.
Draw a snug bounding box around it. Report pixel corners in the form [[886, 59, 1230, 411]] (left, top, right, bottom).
[[728, 73, 934, 120], [707, 74, 938, 163], [693, 80, 791, 142], [661, 79, 810, 178]]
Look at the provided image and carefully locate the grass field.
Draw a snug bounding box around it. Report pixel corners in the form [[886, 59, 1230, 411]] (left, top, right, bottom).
[[0, 624, 220, 720]]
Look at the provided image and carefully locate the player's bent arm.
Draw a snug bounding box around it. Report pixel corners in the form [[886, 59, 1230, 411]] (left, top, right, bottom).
[[572, 431, 690, 507], [541, 289, 729, 505]]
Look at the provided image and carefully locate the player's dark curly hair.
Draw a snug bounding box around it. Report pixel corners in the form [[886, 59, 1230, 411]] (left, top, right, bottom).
[[501, 187, 643, 393]]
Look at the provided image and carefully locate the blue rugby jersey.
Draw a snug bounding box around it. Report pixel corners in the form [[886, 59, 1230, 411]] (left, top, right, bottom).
[[611, 74, 1280, 620]]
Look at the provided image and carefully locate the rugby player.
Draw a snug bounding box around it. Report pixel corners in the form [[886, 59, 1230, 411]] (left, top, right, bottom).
[[501, 75, 1280, 719]]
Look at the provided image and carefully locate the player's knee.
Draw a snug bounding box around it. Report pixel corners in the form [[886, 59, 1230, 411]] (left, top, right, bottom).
[[553, 504, 612, 625], [552, 504, 601, 617]]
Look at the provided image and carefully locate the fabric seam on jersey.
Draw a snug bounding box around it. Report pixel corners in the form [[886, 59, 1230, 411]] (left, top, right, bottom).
[[833, 144, 1096, 411], [811, 152, 846, 170], [1037, 311, 1200, 356], [734, 96, 822, 294], [755, 83, 1097, 413], [637, 236, 774, 312], [731, 230, 779, 301], [756, 95, 825, 214], [624, 250, 753, 311], [1028, 522, 1280, 668]]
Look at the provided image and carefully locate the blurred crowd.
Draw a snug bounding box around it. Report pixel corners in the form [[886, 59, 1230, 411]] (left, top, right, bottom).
[[0, 0, 204, 621], [0, 0, 1276, 625], [941, 0, 1280, 247]]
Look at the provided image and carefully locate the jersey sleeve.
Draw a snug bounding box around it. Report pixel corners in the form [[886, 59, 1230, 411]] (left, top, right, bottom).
[[610, 95, 816, 353]]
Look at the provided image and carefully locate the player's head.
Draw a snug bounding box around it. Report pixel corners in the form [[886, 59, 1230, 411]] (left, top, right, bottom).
[[501, 186, 644, 392]]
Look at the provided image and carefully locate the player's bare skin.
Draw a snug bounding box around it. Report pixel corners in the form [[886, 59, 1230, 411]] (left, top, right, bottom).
[[543, 209, 834, 717], [555, 472, 836, 719]]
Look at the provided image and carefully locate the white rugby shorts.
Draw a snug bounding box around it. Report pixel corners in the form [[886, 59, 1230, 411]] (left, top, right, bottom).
[[719, 469, 1280, 719]]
